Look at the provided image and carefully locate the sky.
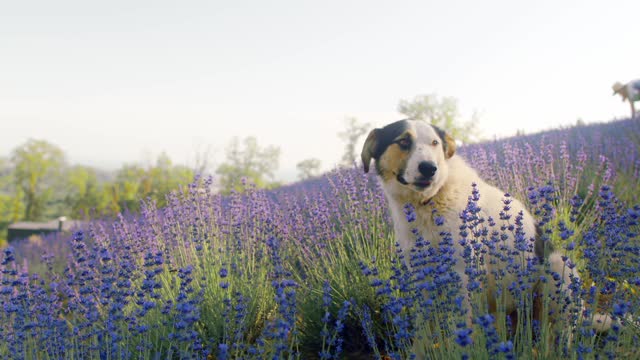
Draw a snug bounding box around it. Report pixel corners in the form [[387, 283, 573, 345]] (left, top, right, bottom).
[[1, 0, 638, 182]]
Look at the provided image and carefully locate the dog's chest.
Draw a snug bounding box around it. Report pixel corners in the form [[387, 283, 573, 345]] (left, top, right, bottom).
[[389, 199, 459, 251], [414, 205, 459, 244]]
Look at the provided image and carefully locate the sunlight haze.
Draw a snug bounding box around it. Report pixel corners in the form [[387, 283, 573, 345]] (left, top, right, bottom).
[[1, 0, 638, 182]]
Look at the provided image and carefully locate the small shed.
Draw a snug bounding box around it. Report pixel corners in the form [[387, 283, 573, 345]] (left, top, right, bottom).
[[7, 217, 79, 243]]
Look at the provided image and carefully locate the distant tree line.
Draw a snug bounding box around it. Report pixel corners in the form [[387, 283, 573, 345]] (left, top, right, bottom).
[[0, 139, 195, 243]]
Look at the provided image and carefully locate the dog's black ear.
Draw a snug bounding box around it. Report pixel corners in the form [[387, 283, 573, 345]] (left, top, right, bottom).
[[361, 129, 379, 173], [432, 125, 456, 159]]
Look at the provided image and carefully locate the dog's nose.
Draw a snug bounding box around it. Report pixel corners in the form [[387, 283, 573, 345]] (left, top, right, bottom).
[[418, 161, 437, 178]]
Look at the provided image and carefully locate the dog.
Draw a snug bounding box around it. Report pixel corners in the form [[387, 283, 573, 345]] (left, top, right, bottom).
[[360, 119, 611, 335], [612, 80, 640, 118]]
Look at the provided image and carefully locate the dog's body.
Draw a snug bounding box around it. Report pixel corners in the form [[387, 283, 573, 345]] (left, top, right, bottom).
[[361, 119, 610, 331], [613, 79, 640, 118], [385, 154, 539, 313], [385, 152, 536, 256]]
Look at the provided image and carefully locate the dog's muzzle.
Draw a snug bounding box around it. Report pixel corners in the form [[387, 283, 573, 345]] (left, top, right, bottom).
[[412, 161, 437, 189]]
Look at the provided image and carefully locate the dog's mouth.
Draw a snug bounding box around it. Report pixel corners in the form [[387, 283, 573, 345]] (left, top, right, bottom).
[[413, 178, 432, 189], [396, 173, 432, 189]]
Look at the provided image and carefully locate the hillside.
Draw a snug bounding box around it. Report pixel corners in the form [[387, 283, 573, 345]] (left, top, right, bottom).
[[1, 118, 639, 359]]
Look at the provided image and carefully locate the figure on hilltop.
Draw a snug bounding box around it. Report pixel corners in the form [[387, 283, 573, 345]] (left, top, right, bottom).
[[613, 79, 640, 118]]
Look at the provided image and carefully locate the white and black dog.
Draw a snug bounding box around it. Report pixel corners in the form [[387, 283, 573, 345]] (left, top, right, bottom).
[[361, 119, 611, 331]]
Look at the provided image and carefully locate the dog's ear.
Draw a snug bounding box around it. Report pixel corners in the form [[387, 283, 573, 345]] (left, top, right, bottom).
[[432, 125, 456, 159], [361, 129, 379, 173], [444, 132, 456, 158]]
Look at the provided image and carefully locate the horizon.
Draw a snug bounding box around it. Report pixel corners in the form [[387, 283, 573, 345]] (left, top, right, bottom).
[[1, 0, 638, 182], [3, 115, 626, 184]]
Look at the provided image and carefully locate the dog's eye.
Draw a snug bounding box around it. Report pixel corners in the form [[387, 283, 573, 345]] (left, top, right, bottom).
[[396, 138, 411, 149], [431, 139, 439, 146]]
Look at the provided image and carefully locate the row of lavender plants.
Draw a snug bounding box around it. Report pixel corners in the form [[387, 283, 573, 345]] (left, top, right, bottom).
[[1, 119, 639, 359]]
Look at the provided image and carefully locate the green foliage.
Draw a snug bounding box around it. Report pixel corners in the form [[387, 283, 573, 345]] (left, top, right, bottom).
[[10, 139, 66, 221], [63, 165, 110, 218], [296, 158, 322, 180], [1, 141, 195, 237], [110, 164, 147, 213], [0, 191, 24, 245], [0, 157, 15, 243], [0, 156, 9, 187], [105, 155, 195, 214], [215, 136, 281, 195], [338, 117, 371, 167], [148, 153, 194, 199], [398, 94, 480, 143], [0, 176, 25, 244], [613, 170, 640, 205]]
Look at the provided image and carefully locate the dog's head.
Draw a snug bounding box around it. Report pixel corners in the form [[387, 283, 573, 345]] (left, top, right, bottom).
[[361, 119, 456, 199]]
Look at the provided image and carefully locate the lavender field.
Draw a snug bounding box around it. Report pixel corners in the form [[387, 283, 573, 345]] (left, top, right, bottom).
[[2, 119, 640, 359]]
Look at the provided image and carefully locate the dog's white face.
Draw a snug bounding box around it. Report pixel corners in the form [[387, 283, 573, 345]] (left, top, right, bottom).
[[361, 120, 456, 201]]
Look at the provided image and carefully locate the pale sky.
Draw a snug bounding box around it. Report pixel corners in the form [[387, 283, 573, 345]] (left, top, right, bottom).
[[1, 0, 638, 182]]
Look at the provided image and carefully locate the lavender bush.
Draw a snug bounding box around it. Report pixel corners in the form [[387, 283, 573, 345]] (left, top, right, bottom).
[[1, 119, 639, 359]]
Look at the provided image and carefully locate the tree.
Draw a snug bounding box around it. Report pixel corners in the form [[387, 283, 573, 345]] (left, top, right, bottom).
[[0, 156, 6, 186], [296, 158, 322, 180], [10, 139, 66, 220], [0, 190, 24, 245], [0, 158, 22, 244], [397, 94, 480, 143], [100, 153, 195, 215], [338, 117, 371, 167], [215, 136, 280, 194], [0, 156, 11, 192], [109, 164, 146, 213], [144, 152, 194, 206], [64, 165, 110, 218]]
